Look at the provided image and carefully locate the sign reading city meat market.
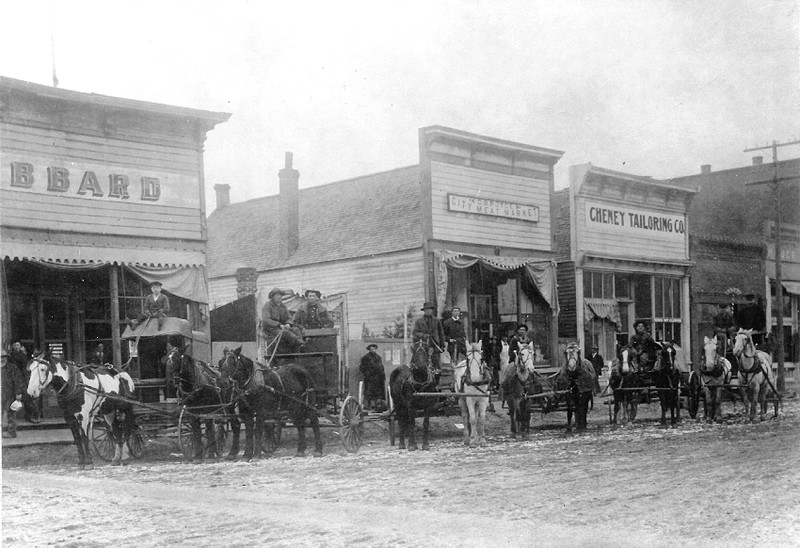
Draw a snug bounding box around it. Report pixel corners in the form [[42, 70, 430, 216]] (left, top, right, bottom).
[[448, 194, 539, 222]]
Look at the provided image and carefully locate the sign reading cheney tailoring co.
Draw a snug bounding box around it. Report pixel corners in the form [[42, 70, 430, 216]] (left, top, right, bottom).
[[585, 200, 686, 244], [448, 193, 539, 222]]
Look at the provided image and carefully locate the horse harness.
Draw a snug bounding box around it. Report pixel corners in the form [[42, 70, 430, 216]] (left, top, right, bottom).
[[736, 340, 766, 385], [456, 349, 492, 393]]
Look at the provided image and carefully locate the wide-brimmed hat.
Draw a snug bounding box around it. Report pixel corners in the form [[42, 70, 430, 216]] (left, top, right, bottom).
[[304, 289, 322, 298], [366, 343, 378, 351], [268, 287, 286, 298], [420, 301, 436, 311], [566, 342, 580, 351], [150, 281, 163, 287]]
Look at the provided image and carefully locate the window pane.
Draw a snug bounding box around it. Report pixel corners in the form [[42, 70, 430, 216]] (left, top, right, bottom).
[[654, 277, 664, 317], [615, 275, 629, 299], [633, 275, 651, 320], [672, 279, 681, 318], [603, 273, 613, 299], [583, 272, 592, 298], [592, 273, 602, 299]]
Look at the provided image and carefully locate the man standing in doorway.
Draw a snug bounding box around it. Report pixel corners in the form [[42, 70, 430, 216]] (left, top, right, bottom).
[[442, 307, 468, 364], [588, 344, 604, 393], [412, 301, 446, 374]]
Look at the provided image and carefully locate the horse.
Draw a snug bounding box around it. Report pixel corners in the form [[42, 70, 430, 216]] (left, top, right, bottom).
[[166, 344, 237, 462], [453, 341, 492, 446], [552, 342, 595, 433], [609, 345, 641, 425], [500, 341, 535, 439], [389, 340, 439, 451], [652, 342, 680, 426], [732, 329, 778, 422], [221, 348, 324, 457], [700, 335, 733, 422], [27, 352, 136, 469]]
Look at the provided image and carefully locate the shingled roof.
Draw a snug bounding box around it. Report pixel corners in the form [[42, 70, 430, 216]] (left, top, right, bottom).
[[207, 165, 422, 277]]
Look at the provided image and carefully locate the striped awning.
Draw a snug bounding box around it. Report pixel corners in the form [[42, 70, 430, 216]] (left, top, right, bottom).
[[2, 240, 204, 268]]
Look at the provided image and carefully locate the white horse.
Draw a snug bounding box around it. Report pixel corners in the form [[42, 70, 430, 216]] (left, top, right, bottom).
[[453, 341, 492, 446], [700, 335, 732, 422], [27, 353, 136, 468], [732, 328, 778, 421]]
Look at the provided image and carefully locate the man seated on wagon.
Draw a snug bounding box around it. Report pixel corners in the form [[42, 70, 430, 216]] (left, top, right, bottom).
[[293, 289, 334, 330], [630, 320, 658, 373], [129, 281, 170, 330], [261, 287, 306, 354], [412, 301, 445, 375]]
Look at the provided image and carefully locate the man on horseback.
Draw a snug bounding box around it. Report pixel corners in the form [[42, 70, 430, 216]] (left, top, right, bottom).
[[412, 301, 445, 375], [261, 287, 306, 353]]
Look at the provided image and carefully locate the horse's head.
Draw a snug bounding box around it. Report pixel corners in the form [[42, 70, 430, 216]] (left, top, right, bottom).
[[463, 341, 491, 382], [657, 341, 677, 373], [27, 353, 56, 398], [499, 341, 510, 369], [617, 345, 635, 374], [702, 335, 721, 372], [515, 342, 535, 373], [219, 346, 252, 388], [410, 340, 430, 373], [564, 342, 582, 373], [732, 328, 755, 359]]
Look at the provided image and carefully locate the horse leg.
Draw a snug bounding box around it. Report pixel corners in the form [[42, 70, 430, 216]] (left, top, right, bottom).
[[459, 398, 471, 446], [397, 408, 407, 450], [241, 412, 254, 461], [612, 396, 620, 425], [577, 393, 589, 432], [295, 415, 308, 457], [406, 406, 418, 451], [252, 413, 264, 460], [508, 399, 518, 439], [227, 414, 241, 461], [421, 412, 430, 451], [310, 412, 324, 457], [566, 397, 573, 433], [521, 401, 531, 439], [753, 383, 763, 422]]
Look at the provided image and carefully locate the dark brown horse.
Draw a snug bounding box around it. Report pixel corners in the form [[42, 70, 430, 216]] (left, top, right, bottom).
[[221, 347, 323, 457], [552, 342, 595, 433], [652, 342, 681, 426], [501, 341, 535, 439], [389, 340, 439, 451]]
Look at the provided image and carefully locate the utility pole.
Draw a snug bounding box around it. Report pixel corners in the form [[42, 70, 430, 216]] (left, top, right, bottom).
[[744, 139, 800, 394]]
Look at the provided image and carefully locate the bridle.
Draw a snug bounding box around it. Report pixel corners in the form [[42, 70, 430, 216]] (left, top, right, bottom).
[[28, 355, 53, 393], [461, 347, 491, 387], [733, 333, 762, 378], [29, 355, 82, 402]]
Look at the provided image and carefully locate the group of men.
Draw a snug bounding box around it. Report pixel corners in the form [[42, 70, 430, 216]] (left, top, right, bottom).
[[261, 287, 334, 354]]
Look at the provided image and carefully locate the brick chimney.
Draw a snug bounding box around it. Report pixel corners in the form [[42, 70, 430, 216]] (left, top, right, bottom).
[[278, 152, 299, 260], [700, 164, 711, 174], [214, 183, 230, 209], [235, 267, 258, 299], [752, 156, 763, 165]]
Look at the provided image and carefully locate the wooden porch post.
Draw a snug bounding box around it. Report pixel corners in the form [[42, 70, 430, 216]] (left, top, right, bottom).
[[110, 265, 122, 366]]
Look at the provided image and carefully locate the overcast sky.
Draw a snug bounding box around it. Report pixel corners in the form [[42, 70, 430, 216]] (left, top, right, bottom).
[[2, 0, 798, 211]]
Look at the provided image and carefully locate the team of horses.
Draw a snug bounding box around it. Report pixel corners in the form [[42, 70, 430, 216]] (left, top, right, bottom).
[[26, 325, 781, 468]]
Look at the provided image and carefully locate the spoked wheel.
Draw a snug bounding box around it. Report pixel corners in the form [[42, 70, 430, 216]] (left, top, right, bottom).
[[178, 406, 232, 462], [127, 425, 145, 459], [261, 421, 283, 455], [339, 396, 364, 453], [687, 373, 700, 419], [89, 413, 116, 461]]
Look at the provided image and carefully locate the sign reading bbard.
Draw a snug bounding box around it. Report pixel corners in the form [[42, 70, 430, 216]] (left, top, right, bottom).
[[8, 161, 161, 201], [448, 194, 539, 222]]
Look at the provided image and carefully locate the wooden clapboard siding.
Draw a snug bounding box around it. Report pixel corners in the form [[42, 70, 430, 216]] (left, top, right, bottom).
[[429, 161, 552, 251], [575, 198, 688, 261], [0, 189, 202, 240], [2, 123, 200, 175], [209, 249, 425, 342], [557, 261, 578, 339]]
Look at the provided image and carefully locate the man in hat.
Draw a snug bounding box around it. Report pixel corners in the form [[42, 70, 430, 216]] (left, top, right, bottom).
[[8, 341, 40, 423], [508, 324, 531, 365], [131, 280, 171, 330], [588, 344, 604, 392], [630, 320, 658, 371], [293, 289, 334, 330], [736, 294, 766, 346], [261, 287, 306, 353], [442, 307, 468, 364], [412, 301, 446, 374], [359, 343, 386, 411], [2, 352, 25, 438]]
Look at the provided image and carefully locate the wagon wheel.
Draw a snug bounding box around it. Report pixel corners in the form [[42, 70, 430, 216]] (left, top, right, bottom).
[[261, 421, 283, 454], [89, 412, 116, 462], [178, 406, 232, 462], [686, 372, 700, 419], [127, 425, 145, 459], [339, 396, 363, 453]]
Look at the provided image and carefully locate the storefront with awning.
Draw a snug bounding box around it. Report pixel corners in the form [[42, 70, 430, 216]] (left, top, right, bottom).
[[0, 76, 228, 416]]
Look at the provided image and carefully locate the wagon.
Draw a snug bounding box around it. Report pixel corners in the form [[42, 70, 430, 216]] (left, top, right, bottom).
[[210, 293, 366, 454], [88, 317, 212, 461]]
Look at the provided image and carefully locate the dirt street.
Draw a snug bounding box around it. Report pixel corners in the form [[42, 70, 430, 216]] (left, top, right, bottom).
[[3, 399, 800, 547]]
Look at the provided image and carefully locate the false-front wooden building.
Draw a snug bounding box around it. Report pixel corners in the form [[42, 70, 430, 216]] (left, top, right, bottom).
[[207, 126, 563, 385], [0, 77, 228, 412]]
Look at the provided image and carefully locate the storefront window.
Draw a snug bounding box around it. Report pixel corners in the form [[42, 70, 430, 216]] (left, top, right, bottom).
[[652, 276, 682, 345]]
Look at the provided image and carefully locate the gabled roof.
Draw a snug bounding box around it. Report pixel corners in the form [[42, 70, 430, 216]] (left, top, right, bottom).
[[207, 165, 422, 277]]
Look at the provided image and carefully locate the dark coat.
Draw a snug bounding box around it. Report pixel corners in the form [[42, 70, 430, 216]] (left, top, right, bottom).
[[588, 352, 604, 377], [737, 303, 766, 331], [2, 362, 25, 409], [630, 331, 658, 369], [508, 335, 531, 364], [359, 352, 386, 399], [412, 315, 445, 350], [293, 302, 334, 329], [145, 293, 170, 317], [442, 316, 467, 357]]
